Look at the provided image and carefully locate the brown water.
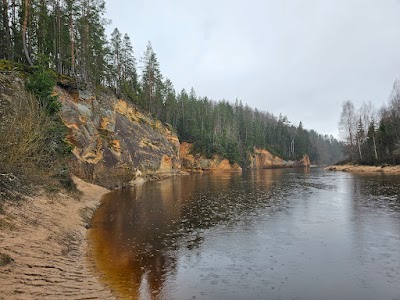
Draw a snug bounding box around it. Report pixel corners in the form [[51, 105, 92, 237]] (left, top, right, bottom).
[[89, 169, 400, 300]]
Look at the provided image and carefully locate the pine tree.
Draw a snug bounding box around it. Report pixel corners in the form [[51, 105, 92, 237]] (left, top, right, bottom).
[[140, 41, 163, 116], [64, 0, 80, 76], [162, 78, 176, 125], [110, 27, 122, 93], [120, 33, 138, 101], [78, 0, 108, 86]]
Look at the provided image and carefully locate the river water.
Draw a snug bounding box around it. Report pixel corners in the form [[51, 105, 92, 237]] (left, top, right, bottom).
[[89, 169, 400, 300]]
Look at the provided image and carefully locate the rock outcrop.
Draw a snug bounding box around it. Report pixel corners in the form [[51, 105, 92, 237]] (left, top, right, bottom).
[[294, 154, 311, 168], [180, 142, 242, 173], [248, 148, 310, 169], [248, 148, 284, 169], [57, 87, 181, 189]]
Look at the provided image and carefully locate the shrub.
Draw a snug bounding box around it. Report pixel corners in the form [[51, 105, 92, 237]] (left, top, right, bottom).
[[0, 253, 13, 266], [0, 90, 50, 166], [26, 65, 60, 115]]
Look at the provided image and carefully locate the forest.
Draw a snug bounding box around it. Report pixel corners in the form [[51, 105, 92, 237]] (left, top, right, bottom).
[[0, 0, 343, 166], [339, 81, 400, 165]]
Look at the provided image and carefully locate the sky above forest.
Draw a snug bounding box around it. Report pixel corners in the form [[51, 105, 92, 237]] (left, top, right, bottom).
[[105, 0, 400, 138]]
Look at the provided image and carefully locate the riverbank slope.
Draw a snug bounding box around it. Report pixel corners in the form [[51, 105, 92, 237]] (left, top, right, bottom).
[[0, 177, 114, 299]]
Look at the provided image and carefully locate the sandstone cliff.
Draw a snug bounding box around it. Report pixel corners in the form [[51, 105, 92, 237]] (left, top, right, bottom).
[[57, 87, 181, 189], [180, 142, 242, 173], [248, 148, 310, 169], [1, 72, 311, 190]]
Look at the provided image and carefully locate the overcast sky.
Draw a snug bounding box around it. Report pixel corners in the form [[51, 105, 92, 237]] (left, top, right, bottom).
[[105, 0, 400, 137]]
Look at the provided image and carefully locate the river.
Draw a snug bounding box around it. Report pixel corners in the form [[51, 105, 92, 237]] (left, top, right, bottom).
[[89, 168, 400, 300]]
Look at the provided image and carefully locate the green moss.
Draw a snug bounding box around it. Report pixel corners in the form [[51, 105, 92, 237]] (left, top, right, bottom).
[[0, 59, 28, 73]]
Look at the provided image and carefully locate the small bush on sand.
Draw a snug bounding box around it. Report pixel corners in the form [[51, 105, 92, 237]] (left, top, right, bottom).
[[0, 253, 13, 267]]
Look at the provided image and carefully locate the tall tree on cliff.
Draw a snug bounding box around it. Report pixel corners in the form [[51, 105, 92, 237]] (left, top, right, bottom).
[[120, 33, 139, 101], [110, 29, 138, 100], [110, 27, 122, 94], [140, 41, 163, 117], [78, 0, 108, 86], [36, 0, 45, 56], [162, 78, 177, 126], [55, 0, 62, 72], [65, 0, 79, 76]]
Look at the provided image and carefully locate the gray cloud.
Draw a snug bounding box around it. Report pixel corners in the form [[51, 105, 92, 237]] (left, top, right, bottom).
[[106, 0, 400, 137]]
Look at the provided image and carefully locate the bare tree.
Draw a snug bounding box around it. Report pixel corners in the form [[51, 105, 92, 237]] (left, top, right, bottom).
[[339, 100, 356, 145], [339, 100, 357, 160]]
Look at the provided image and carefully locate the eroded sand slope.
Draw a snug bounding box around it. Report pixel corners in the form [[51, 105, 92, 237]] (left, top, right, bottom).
[[0, 177, 114, 299]]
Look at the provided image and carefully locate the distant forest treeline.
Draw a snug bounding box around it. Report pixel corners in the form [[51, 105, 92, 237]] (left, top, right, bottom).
[[339, 81, 400, 165], [0, 0, 343, 165]]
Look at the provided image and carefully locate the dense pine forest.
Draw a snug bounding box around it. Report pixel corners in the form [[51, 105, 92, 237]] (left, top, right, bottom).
[[0, 0, 344, 166]]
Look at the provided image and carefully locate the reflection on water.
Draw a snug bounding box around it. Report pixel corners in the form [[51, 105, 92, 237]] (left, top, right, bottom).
[[89, 169, 400, 300]]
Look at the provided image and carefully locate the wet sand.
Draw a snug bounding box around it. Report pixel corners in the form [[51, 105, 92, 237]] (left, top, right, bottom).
[[0, 176, 114, 299]]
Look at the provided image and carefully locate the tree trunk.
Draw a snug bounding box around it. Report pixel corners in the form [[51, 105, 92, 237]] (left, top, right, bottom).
[[56, 0, 62, 73], [11, 0, 15, 60], [82, 1, 90, 84], [2, 0, 11, 59], [372, 134, 378, 160], [70, 14, 75, 75], [22, 0, 33, 66], [37, 0, 46, 54], [357, 137, 362, 160]]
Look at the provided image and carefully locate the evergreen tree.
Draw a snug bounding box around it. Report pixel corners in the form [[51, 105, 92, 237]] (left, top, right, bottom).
[[140, 41, 163, 117], [120, 33, 138, 101], [110, 27, 122, 93]]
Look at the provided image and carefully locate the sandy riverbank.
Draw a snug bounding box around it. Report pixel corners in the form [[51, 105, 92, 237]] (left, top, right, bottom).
[[325, 164, 400, 174], [0, 176, 115, 299]]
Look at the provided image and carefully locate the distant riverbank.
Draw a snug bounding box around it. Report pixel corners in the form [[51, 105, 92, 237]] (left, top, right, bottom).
[[0, 177, 114, 299], [325, 164, 400, 174]]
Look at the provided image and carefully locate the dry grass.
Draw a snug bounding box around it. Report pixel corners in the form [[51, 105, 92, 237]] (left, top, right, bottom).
[[0, 90, 50, 167], [0, 87, 77, 211], [325, 164, 400, 174]]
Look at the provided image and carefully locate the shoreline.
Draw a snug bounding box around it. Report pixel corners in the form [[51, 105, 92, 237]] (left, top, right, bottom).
[[325, 164, 400, 174], [0, 176, 115, 299]]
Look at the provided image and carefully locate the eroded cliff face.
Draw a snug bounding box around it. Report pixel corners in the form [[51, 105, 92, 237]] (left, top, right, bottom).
[[57, 87, 181, 189], [180, 142, 242, 173], [0, 72, 310, 189], [248, 148, 310, 169]]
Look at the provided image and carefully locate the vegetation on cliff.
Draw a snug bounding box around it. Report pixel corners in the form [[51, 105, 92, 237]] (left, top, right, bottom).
[[0, 67, 75, 211], [0, 0, 343, 169]]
